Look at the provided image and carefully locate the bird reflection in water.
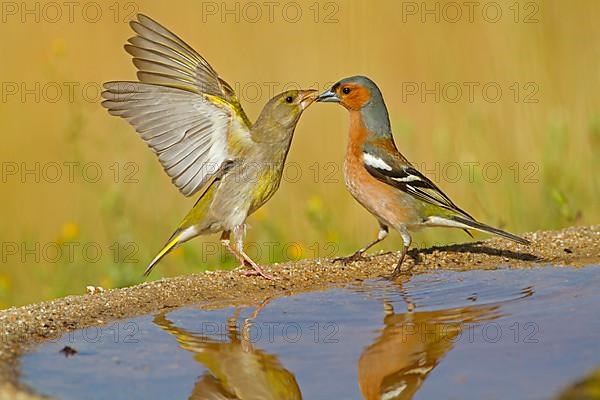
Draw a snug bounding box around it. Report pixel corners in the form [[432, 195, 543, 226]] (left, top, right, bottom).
[[153, 280, 533, 399], [153, 300, 302, 400], [357, 279, 504, 400]]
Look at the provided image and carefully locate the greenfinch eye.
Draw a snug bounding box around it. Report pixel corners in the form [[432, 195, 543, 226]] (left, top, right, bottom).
[[342, 87, 351, 94], [285, 96, 293, 103]]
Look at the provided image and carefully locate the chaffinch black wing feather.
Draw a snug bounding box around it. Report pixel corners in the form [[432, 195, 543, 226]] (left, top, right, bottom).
[[101, 14, 253, 197], [362, 145, 474, 220]]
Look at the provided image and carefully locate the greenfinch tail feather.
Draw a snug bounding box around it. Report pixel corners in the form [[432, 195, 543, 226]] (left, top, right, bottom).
[[144, 175, 222, 277], [144, 232, 183, 277]]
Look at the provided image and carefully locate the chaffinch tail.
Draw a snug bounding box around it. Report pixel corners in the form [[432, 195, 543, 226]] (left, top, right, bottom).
[[317, 75, 530, 278], [101, 14, 317, 279]]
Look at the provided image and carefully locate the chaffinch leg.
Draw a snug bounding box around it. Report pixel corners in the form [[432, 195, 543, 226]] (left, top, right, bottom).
[[334, 222, 389, 264], [390, 227, 413, 278]]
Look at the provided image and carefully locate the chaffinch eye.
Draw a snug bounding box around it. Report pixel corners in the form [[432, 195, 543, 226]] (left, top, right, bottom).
[[342, 87, 351, 94], [285, 96, 293, 103]]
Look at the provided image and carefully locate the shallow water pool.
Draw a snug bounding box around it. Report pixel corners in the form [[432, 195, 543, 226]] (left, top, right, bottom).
[[22, 266, 600, 399]]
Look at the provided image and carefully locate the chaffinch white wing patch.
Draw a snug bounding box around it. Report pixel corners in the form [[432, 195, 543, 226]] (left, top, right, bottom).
[[363, 152, 393, 171], [391, 174, 422, 183]]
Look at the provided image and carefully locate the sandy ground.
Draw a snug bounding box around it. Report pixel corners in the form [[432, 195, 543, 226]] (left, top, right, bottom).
[[1, 225, 599, 398]]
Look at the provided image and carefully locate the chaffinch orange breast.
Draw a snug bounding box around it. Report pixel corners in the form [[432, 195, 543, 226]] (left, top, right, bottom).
[[317, 76, 530, 277]]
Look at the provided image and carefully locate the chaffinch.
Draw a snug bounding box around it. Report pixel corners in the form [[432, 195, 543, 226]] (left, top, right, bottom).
[[317, 76, 529, 277], [101, 14, 317, 279], [358, 299, 496, 399]]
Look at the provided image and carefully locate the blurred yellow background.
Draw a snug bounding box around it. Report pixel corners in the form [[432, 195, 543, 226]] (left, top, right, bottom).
[[0, 0, 598, 307]]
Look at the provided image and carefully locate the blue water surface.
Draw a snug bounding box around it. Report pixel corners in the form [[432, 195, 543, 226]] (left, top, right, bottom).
[[22, 266, 600, 400]]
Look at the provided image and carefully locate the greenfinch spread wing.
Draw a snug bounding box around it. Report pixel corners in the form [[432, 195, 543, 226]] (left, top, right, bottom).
[[101, 14, 252, 197]]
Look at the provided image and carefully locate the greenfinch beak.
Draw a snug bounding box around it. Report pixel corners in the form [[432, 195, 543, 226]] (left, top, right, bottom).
[[300, 89, 319, 109]]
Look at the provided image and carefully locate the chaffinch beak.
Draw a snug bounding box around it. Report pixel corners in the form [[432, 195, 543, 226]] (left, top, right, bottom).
[[300, 89, 319, 109], [316, 88, 340, 103]]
